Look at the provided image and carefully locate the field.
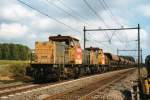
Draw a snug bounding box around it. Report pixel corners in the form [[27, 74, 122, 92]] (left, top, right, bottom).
[[0, 60, 30, 83], [0, 60, 29, 65]]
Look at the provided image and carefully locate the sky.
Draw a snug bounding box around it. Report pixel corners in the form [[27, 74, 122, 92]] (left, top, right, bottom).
[[0, 0, 150, 61]]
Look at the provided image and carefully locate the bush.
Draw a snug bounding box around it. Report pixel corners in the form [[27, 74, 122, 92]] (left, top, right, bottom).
[[9, 64, 29, 77], [0, 60, 30, 81]]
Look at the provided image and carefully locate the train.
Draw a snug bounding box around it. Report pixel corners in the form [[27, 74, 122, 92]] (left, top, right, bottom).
[[26, 35, 135, 82]]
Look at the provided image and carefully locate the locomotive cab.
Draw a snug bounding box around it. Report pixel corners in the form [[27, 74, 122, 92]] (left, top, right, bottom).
[[84, 47, 105, 65], [27, 35, 82, 81], [48, 35, 82, 64]]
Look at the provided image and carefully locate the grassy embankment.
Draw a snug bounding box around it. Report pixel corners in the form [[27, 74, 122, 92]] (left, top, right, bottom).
[[0, 60, 31, 83]]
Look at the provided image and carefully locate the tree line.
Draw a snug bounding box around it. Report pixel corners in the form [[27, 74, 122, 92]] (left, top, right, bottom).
[[0, 43, 31, 60]]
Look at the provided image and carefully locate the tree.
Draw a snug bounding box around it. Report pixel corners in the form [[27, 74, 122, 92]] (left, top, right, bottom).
[[0, 44, 2, 59], [0, 43, 31, 60]]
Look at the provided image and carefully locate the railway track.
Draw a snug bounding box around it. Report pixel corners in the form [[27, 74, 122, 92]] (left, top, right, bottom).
[[0, 83, 40, 97], [79, 71, 131, 100], [43, 68, 134, 100], [0, 83, 32, 91], [0, 79, 71, 98], [0, 68, 135, 100]]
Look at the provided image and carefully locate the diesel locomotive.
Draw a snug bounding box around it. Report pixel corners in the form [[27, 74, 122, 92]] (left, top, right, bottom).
[[26, 35, 135, 82]]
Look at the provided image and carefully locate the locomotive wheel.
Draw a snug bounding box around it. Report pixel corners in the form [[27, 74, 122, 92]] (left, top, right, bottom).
[[56, 71, 60, 81], [33, 68, 44, 82], [53, 67, 61, 81], [74, 67, 79, 79], [33, 70, 40, 82]]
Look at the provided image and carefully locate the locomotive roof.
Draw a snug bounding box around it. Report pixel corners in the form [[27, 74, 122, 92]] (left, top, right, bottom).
[[49, 35, 79, 41]]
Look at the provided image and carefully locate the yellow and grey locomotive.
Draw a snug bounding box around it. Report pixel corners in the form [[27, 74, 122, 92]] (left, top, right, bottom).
[[26, 35, 135, 82]]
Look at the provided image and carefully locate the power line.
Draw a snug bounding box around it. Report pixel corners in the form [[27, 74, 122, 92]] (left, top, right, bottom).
[[46, 0, 102, 42], [87, 33, 108, 43], [83, 25, 140, 56], [86, 34, 110, 48], [101, 0, 129, 44], [98, 0, 115, 25], [18, 0, 81, 34], [86, 33, 115, 50], [52, 0, 102, 42], [84, 0, 125, 45], [101, 0, 122, 26], [56, 0, 107, 42], [83, 0, 111, 40], [83, 0, 125, 47], [109, 30, 117, 42], [83, 0, 109, 28], [98, 0, 128, 44], [46, 0, 82, 23], [58, 0, 90, 24], [47, 0, 116, 38]]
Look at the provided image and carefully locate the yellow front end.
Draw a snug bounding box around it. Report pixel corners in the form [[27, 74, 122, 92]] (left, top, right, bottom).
[[34, 41, 54, 64], [97, 49, 105, 65]]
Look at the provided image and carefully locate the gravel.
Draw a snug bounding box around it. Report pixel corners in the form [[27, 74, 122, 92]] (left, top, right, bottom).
[[0, 68, 134, 100], [93, 69, 138, 100]]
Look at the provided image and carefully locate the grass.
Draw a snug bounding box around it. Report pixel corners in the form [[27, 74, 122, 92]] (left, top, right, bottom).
[[0, 60, 31, 83], [0, 60, 29, 65]]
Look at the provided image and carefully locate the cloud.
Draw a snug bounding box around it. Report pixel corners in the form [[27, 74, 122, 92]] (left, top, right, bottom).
[[0, 2, 35, 22], [31, 18, 54, 32], [138, 4, 150, 17], [0, 0, 149, 60], [0, 23, 28, 39]]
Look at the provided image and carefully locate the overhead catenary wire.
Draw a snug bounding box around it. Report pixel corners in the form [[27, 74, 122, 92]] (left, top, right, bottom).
[[18, 0, 110, 49], [58, 0, 116, 43], [46, 0, 87, 25], [83, 0, 108, 27], [86, 33, 114, 50], [101, 0, 122, 26], [46, 0, 104, 43], [102, 0, 130, 44], [58, 0, 119, 41], [59, 0, 109, 44], [87, 33, 108, 43], [98, 0, 116, 26], [98, 0, 130, 47], [48, 0, 101, 44], [18, 0, 137, 55], [58, 0, 90, 24], [18, 0, 81, 34], [83, 0, 111, 40], [58, 0, 124, 47], [98, 0, 122, 41], [83, 0, 126, 46], [86, 32, 115, 51]]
